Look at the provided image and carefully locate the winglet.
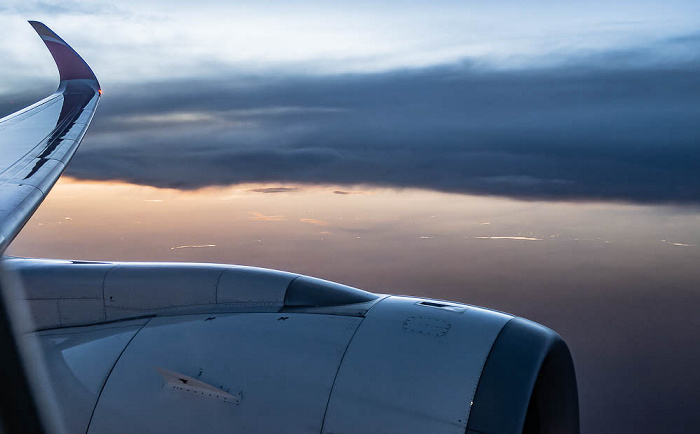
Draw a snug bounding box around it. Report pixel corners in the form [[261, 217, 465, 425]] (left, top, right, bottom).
[[28, 21, 100, 88]]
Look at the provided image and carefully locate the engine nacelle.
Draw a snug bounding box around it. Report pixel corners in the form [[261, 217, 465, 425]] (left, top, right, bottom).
[[5, 258, 578, 433]]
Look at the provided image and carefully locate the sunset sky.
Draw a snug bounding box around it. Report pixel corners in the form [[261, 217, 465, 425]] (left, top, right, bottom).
[[2, 2, 700, 432]]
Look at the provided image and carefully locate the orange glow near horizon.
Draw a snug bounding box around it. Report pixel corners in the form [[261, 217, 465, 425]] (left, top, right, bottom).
[[8, 176, 700, 306]]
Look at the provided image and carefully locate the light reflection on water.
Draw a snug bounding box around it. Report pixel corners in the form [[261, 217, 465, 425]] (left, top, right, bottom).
[[8, 177, 700, 433]]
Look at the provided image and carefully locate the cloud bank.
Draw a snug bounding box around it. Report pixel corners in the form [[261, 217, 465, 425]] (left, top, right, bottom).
[[4, 38, 700, 204]]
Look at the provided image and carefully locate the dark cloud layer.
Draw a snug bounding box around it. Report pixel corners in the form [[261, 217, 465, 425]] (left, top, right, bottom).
[[6, 43, 700, 204]]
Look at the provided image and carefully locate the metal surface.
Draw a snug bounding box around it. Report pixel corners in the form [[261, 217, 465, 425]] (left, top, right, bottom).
[[0, 22, 100, 253], [284, 276, 378, 307], [33, 320, 148, 434], [87, 313, 361, 434], [6, 259, 300, 328], [10, 255, 579, 432], [5, 258, 386, 329], [466, 317, 579, 434], [156, 367, 242, 404], [0, 264, 49, 434], [322, 296, 512, 434]]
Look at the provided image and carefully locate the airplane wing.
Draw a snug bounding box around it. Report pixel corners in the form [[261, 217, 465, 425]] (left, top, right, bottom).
[[0, 21, 101, 253]]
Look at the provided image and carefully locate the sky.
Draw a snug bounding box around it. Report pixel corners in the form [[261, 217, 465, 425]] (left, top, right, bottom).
[[2, 1, 700, 204], [3, 1, 700, 433]]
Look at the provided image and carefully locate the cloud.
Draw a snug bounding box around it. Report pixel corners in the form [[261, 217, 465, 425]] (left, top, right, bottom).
[[661, 240, 696, 247], [170, 244, 216, 250], [333, 190, 372, 195], [249, 212, 286, 222], [250, 187, 299, 194], [4, 33, 700, 205], [299, 218, 328, 226], [473, 236, 543, 241]]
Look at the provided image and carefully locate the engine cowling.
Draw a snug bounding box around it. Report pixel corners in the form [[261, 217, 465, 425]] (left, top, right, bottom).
[[5, 258, 578, 433]]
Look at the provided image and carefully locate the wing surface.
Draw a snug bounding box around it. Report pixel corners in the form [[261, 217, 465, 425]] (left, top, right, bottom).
[[0, 21, 101, 252]]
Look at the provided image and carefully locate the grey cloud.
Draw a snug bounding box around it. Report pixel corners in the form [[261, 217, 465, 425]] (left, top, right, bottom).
[[4, 36, 700, 204], [0, 88, 52, 119], [250, 187, 299, 194]]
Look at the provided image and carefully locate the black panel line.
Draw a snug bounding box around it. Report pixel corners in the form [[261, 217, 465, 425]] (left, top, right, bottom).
[[213, 267, 228, 304], [318, 296, 390, 433], [84, 318, 152, 434]]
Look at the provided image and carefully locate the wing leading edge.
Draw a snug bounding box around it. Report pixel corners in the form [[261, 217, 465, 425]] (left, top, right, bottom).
[[0, 21, 101, 253]]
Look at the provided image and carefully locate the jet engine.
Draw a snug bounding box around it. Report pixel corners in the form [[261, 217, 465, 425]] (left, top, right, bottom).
[[6, 258, 578, 434]]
